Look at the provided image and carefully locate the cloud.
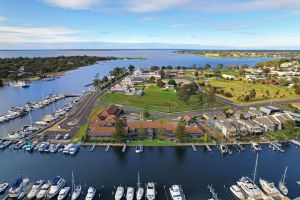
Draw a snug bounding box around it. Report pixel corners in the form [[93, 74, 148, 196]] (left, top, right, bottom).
[[0, 17, 7, 23], [42, 0, 100, 10]]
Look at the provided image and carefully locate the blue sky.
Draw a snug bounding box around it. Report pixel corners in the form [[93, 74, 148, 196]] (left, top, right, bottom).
[[0, 0, 300, 49]]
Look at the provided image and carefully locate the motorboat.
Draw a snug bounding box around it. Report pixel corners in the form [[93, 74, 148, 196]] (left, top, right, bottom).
[[25, 141, 38, 151], [136, 186, 144, 200], [27, 180, 45, 199], [115, 186, 124, 200], [36, 180, 52, 199], [8, 132, 25, 140], [58, 187, 70, 200], [85, 187, 96, 200], [251, 142, 262, 151], [219, 144, 228, 154], [63, 144, 73, 154], [69, 144, 80, 155], [71, 185, 82, 200], [126, 187, 134, 200], [237, 177, 263, 199], [169, 185, 186, 200], [135, 146, 141, 153], [46, 176, 66, 199], [0, 140, 12, 150], [229, 185, 245, 200], [259, 178, 283, 197], [9, 177, 32, 198], [146, 182, 156, 200], [279, 166, 288, 195], [35, 121, 49, 126], [50, 143, 61, 153], [0, 182, 9, 193]]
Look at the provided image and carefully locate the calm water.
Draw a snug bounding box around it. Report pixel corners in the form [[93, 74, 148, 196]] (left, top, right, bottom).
[[0, 145, 299, 199]]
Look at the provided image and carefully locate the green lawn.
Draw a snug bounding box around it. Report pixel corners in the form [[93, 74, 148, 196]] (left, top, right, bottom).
[[206, 79, 299, 105], [127, 139, 176, 146], [100, 85, 221, 113], [266, 128, 300, 140]]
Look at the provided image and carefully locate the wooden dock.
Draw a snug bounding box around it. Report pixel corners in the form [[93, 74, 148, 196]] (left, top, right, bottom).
[[192, 145, 197, 152], [90, 144, 95, 152], [122, 144, 126, 152], [105, 145, 110, 152], [207, 184, 220, 200], [289, 139, 300, 147], [206, 144, 212, 152]]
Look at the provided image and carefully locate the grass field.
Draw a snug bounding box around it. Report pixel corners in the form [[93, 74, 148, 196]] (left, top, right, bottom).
[[206, 79, 299, 104], [127, 139, 176, 146], [100, 85, 221, 113], [266, 128, 300, 140]]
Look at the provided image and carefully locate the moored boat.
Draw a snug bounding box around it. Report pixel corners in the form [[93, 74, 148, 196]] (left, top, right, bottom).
[[57, 186, 70, 200], [259, 178, 284, 198], [46, 176, 66, 199], [229, 185, 245, 200], [279, 166, 288, 195], [169, 185, 186, 200], [0, 182, 9, 193], [126, 187, 134, 200], [85, 187, 96, 200], [36, 180, 52, 199], [146, 182, 156, 200], [115, 186, 124, 200], [27, 180, 44, 199]]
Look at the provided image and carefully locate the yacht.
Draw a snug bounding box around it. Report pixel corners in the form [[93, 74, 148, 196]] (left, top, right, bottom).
[[126, 187, 134, 200], [25, 141, 38, 151], [35, 121, 49, 126], [169, 185, 186, 200], [136, 172, 144, 200], [229, 185, 245, 200], [0, 140, 12, 150], [85, 187, 96, 200], [36, 180, 52, 199], [115, 186, 124, 200], [9, 177, 32, 199], [0, 182, 9, 193], [63, 144, 73, 154], [278, 166, 288, 195], [27, 180, 45, 199], [251, 142, 262, 151], [58, 187, 70, 200], [46, 176, 66, 199], [50, 143, 61, 153], [135, 146, 141, 153], [69, 144, 80, 155], [8, 132, 24, 140], [71, 185, 82, 200], [259, 178, 283, 197], [219, 144, 228, 154], [237, 177, 263, 199], [146, 182, 156, 200]]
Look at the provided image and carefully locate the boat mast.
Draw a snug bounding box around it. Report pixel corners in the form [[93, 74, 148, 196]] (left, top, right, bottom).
[[137, 171, 141, 188], [29, 109, 33, 126], [72, 171, 75, 193], [282, 166, 288, 184], [252, 153, 259, 182]]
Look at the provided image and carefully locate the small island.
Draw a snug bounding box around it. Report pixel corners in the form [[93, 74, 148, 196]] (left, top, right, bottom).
[[176, 50, 300, 58]]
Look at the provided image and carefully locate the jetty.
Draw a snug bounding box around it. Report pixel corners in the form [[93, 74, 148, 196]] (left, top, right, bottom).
[[207, 184, 220, 200], [289, 139, 300, 147], [205, 144, 212, 152], [105, 145, 110, 152], [90, 144, 95, 152], [269, 142, 284, 153], [192, 144, 197, 152], [122, 144, 127, 152]]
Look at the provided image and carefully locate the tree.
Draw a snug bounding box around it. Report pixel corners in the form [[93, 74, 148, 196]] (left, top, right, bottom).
[[249, 88, 256, 100], [168, 79, 177, 86], [217, 64, 224, 70], [159, 69, 165, 79], [156, 79, 164, 88], [156, 121, 165, 141], [240, 64, 249, 69], [284, 119, 295, 130], [203, 64, 211, 71], [0, 79, 3, 87], [113, 118, 127, 142], [204, 133, 209, 143], [128, 65, 135, 73], [150, 66, 160, 71], [149, 76, 155, 83], [295, 84, 300, 95], [175, 118, 187, 142], [194, 71, 199, 79], [143, 110, 151, 120]]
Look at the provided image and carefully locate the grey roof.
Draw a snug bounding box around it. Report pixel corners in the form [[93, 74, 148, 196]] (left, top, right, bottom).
[[254, 117, 274, 126]]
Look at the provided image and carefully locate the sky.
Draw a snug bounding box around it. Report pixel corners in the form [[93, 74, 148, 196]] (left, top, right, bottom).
[[0, 0, 300, 49]]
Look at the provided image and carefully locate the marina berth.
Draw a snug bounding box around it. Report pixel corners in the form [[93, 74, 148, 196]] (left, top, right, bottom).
[[259, 178, 285, 199], [251, 142, 262, 151], [9, 177, 32, 199], [85, 187, 96, 200], [230, 185, 245, 200], [115, 186, 124, 200], [36, 180, 52, 199], [57, 186, 70, 200], [169, 185, 186, 200], [69, 144, 80, 155], [146, 182, 156, 200], [27, 180, 45, 199], [46, 176, 66, 199], [126, 187, 134, 200]]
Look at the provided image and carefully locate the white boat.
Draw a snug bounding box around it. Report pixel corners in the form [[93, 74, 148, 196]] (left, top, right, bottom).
[[71, 171, 82, 200], [63, 144, 73, 154], [229, 185, 245, 200], [85, 187, 96, 200], [126, 187, 134, 200], [251, 142, 262, 151], [35, 121, 49, 126], [259, 178, 283, 197], [0, 182, 9, 193], [8, 132, 25, 140], [69, 144, 80, 155], [36, 180, 52, 199], [27, 180, 45, 199], [115, 186, 124, 200], [135, 146, 141, 153], [46, 176, 66, 199], [25, 141, 38, 151], [50, 143, 61, 153], [57, 187, 70, 200], [136, 172, 144, 200], [219, 144, 228, 154], [278, 166, 288, 195], [237, 177, 263, 199], [169, 185, 186, 200], [146, 182, 156, 200], [9, 177, 32, 198]]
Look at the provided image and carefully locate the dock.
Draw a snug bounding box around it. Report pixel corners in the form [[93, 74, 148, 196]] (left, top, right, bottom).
[[105, 145, 110, 152], [192, 145, 197, 152], [289, 139, 300, 147], [206, 144, 212, 152], [269, 142, 284, 153], [90, 144, 95, 152], [140, 145, 143, 152], [122, 144, 127, 152], [207, 184, 220, 200]]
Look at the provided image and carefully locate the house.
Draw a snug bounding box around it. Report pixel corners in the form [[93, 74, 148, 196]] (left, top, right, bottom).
[[221, 74, 237, 80], [229, 119, 248, 137], [253, 116, 276, 132], [259, 106, 281, 115], [234, 110, 250, 120], [203, 111, 226, 120], [131, 77, 145, 84], [273, 113, 293, 129], [265, 115, 281, 130], [110, 84, 128, 92], [183, 115, 193, 125], [211, 120, 237, 138], [238, 119, 263, 135], [284, 111, 300, 126], [248, 109, 263, 119], [122, 77, 133, 86]]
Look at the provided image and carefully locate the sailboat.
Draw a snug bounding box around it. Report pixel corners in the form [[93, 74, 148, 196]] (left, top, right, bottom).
[[71, 171, 82, 200], [136, 172, 144, 200], [278, 166, 288, 195]]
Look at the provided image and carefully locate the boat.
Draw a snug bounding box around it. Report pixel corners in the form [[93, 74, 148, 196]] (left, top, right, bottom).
[[135, 146, 141, 153], [58, 187, 70, 200], [71, 171, 82, 200], [50, 143, 61, 153], [36, 180, 52, 199], [46, 176, 66, 199], [219, 144, 228, 154], [237, 177, 264, 199], [169, 185, 186, 200], [27, 180, 45, 199], [115, 186, 124, 200], [25, 141, 38, 151], [85, 187, 96, 200], [126, 187, 134, 200], [297, 181, 300, 186], [69, 144, 80, 155], [146, 182, 156, 200], [0, 182, 9, 193], [63, 144, 73, 154], [259, 178, 283, 198], [278, 166, 288, 195], [229, 185, 245, 200], [9, 177, 32, 199], [0, 140, 12, 150], [136, 172, 144, 200], [251, 142, 262, 151]]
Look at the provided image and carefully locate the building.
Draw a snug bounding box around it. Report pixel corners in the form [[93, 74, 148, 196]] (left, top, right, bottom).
[[283, 111, 300, 126], [110, 84, 128, 92], [209, 119, 237, 138], [221, 74, 237, 80], [253, 116, 276, 132], [248, 109, 263, 119], [238, 119, 263, 135], [202, 111, 226, 120], [259, 106, 281, 115], [122, 77, 133, 86]]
